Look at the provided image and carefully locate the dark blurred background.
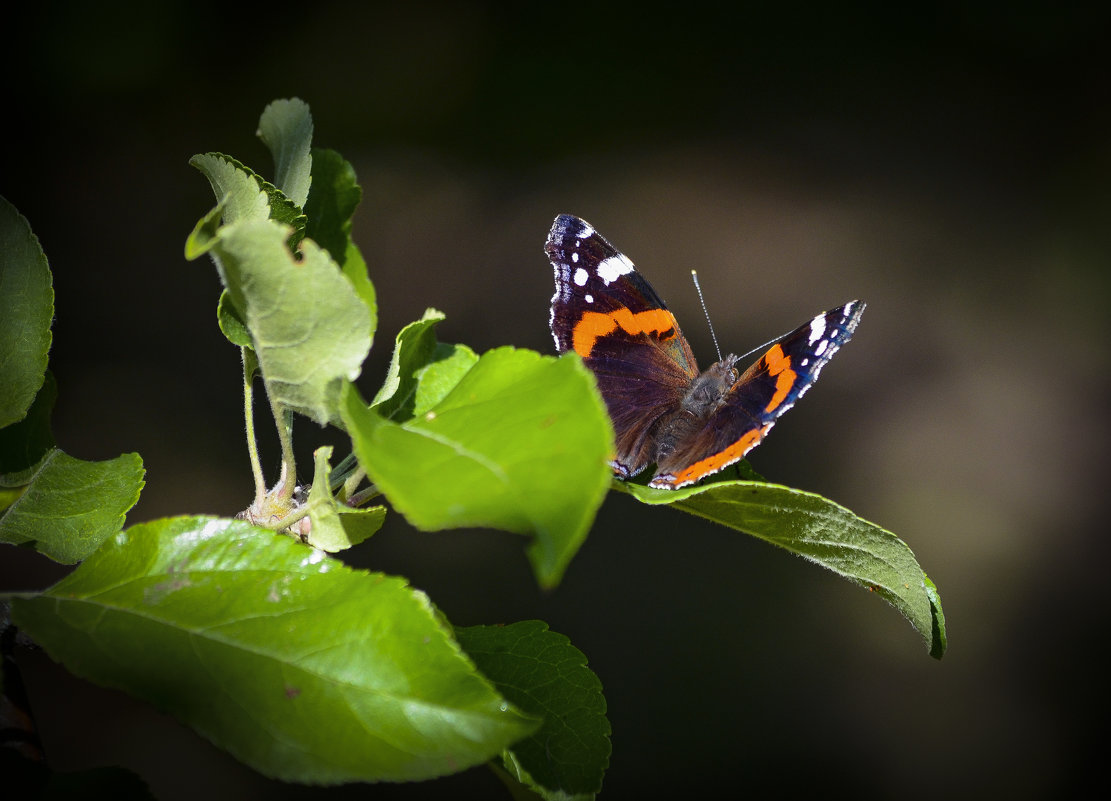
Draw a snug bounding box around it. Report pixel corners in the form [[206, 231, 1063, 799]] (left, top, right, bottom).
[[3, 1, 1109, 798]]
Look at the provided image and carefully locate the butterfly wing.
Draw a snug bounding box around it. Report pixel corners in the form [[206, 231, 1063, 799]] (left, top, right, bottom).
[[651, 300, 865, 489], [546, 214, 699, 478]]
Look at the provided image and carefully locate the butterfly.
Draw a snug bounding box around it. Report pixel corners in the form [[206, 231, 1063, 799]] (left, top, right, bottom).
[[545, 213, 864, 489]]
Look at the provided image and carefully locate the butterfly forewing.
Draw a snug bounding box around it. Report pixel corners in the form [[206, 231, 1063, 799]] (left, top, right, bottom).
[[547, 214, 699, 476]]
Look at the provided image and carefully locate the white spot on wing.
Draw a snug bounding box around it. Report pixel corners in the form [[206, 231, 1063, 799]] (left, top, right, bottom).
[[808, 314, 826, 344], [571, 251, 579, 263], [597, 254, 634, 285], [573, 267, 589, 286], [585, 294, 594, 303]]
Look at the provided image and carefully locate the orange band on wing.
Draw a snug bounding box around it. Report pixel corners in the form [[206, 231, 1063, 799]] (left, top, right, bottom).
[[572, 308, 678, 358], [655, 423, 771, 488], [762, 343, 797, 413]]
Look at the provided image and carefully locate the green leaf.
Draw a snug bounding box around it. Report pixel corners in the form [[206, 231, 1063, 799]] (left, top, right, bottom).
[[456, 621, 610, 799], [341, 347, 612, 589], [215, 289, 252, 348], [11, 516, 538, 782], [370, 309, 480, 419], [0, 195, 54, 429], [303, 445, 385, 552], [189, 153, 306, 247], [257, 98, 313, 208], [371, 308, 452, 420], [617, 480, 947, 659], [340, 239, 378, 349], [201, 219, 371, 426], [303, 148, 360, 265], [188, 153, 270, 225], [303, 148, 377, 348], [412, 341, 479, 417], [0, 449, 144, 563], [183, 199, 225, 261], [0, 370, 56, 485]]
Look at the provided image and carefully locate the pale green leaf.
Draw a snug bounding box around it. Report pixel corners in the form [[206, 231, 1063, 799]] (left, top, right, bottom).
[[204, 219, 371, 426], [188, 153, 270, 225], [303, 445, 385, 552], [257, 98, 313, 208]]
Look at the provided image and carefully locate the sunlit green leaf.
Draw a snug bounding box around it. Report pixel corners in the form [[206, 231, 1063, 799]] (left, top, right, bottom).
[[342, 347, 612, 588], [11, 516, 538, 783]]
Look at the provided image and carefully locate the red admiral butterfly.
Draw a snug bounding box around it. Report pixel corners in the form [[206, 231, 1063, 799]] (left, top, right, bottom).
[[546, 213, 864, 489]]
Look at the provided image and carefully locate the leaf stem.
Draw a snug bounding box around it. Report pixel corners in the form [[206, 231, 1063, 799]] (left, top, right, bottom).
[[341, 466, 366, 499], [242, 350, 266, 507], [346, 484, 380, 508], [272, 402, 297, 503]]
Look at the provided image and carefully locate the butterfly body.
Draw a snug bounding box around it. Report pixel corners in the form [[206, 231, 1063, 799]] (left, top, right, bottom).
[[546, 213, 864, 490]]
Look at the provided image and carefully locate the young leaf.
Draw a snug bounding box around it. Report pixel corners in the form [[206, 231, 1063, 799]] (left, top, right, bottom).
[[411, 341, 479, 418], [256, 98, 313, 208], [342, 347, 612, 589], [617, 480, 947, 659], [456, 621, 611, 799], [302, 445, 385, 552], [371, 308, 454, 419], [10, 516, 539, 783], [200, 219, 371, 426], [0, 449, 144, 564], [367, 307, 478, 419], [0, 195, 54, 429], [215, 289, 251, 349]]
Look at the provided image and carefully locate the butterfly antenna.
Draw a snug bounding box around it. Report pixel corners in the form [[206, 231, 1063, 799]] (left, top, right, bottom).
[[736, 325, 806, 362], [691, 270, 723, 362]]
